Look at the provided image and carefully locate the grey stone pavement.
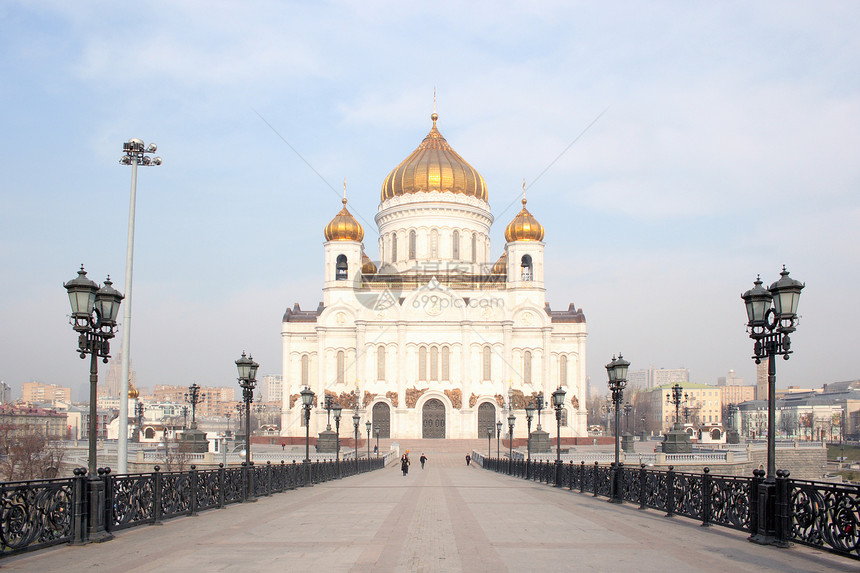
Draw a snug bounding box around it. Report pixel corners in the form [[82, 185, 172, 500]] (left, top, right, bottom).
[[4, 451, 857, 572]]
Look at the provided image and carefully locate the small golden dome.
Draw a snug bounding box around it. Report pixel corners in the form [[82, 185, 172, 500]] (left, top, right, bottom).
[[324, 198, 364, 242], [361, 252, 377, 275], [505, 198, 545, 242], [128, 383, 139, 399], [491, 253, 507, 275], [381, 114, 488, 202]]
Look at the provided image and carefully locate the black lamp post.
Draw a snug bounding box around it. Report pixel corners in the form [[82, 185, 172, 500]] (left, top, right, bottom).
[[135, 402, 145, 442], [742, 267, 804, 481], [552, 386, 566, 486], [235, 352, 259, 468], [496, 420, 502, 460], [742, 267, 804, 547], [352, 411, 360, 473], [365, 421, 372, 461], [301, 386, 315, 482], [324, 394, 334, 430], [332, 403, 342, 477], [525, 404, 534, 462], [185, 383, 206, 430], [65, 266, 123, 543], [535, 392, 544, 430], [623, 403, 633, 433], [487, 426, 492, 459], [375, 429, 380, 459], [507, 412, 516, 474], [606, 354, 629, 502], [666, 384, 687, 429]]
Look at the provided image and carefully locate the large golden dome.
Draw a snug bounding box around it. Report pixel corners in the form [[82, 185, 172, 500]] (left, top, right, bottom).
[[361, 252, 377, 275], [381, 113, 488, 202], [505, 198, 545, 242], [491, 253, 507, 275], [324, 198, 364, 242]]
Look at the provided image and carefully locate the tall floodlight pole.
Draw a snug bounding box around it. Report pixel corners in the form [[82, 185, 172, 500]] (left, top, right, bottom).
[[117, 139, 161, 474]]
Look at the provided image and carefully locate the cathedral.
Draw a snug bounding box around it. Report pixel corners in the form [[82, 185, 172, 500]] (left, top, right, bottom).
[[281, 112, 587, 440]]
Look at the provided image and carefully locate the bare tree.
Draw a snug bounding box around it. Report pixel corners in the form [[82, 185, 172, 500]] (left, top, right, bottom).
[[0, 431, 66, 481], [161, 434, 192, 472]]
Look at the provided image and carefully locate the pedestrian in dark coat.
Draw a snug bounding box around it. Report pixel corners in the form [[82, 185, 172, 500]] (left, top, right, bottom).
[[420, 454, 427, 469], [401, 454, 410, 476]]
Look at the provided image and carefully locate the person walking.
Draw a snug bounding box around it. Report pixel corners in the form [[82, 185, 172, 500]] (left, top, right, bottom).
[[465, 453, 471, 466], [401, 453, 410, 476], [419, 453, 427, 469]]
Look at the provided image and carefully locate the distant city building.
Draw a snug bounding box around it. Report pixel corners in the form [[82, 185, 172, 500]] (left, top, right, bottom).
[[0, 381, 11, 404], [151, 385, 236, 418], [22, 382, 72, 405], [719, 384, 755, 411], [101, 349, 136, 398], [716, 369, 743, 386], [756, 361, 767, 401], [636, 383, 723, 434], [626, 367, 690, 391], [0, 405, 67, 438], [259, 375, 283, 404]]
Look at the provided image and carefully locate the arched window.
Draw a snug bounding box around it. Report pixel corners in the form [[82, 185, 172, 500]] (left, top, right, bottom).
[[336, 254, 348, 280], [144, 427, 155, 439], [430, 229, 438, 258], [418, 347, 427, 381], [524, 351, 532, 384], [471, 233, 477, 263], [391, 232, 397, 262], [559, 355, 567, 386], [409, 230, 417, 259], [301, 355, 309, 385], [521, 254, 533, 281], [377, 346, 385, 380], [452, 230, 459, 260], [482, 346, 492, 381], [441, 347, 450, 380], [430, 346, 439, 381], [336, 351, 345, 383]]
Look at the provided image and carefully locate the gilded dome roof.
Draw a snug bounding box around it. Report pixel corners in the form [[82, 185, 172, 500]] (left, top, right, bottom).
[[324, 198, 364, 242], [491, 253, 507, 275], [381, 113, 488, 202], [361, 252, 377, 275], [505, 198, 545, 242], [128, 383, 139, 399]]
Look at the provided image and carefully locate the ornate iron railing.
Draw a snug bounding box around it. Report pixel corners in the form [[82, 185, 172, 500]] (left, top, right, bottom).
[[473, 454, 860, 561], [1, 456, 387, 557]]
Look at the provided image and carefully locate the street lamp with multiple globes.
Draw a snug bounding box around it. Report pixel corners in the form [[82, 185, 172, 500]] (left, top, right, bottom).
[[552, 386, 566, 486], [235, 352, 259, 468], [496, 420, 502, 460], [606, 354, 629, 502], [64, 266, 123, 542], [742, 267, 804, 481], [117, 139, 161, 474], [365, 421, 372, 460], [300, 387, 315, 482], [507, 412, 516, 473], [185, 383, 206, 429]]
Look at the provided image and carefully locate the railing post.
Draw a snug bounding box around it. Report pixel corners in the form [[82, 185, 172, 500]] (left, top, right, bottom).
[[152, 465, 163, 525], [579, 461, 586, 493], [665, 465, 676, 517], [611, 462, 623, 504], [593, 462, 599, 497], [774, 470, 791, 547], [189, 465, 198, 516], [71, 467, 88, 545], [247, 461, 256, 501], [748, 468, 764, 542], [102, 468, 113, 534], [638, 464, 647, 510], [568, 461, 575, 491], [267, 461, 273, 496], [701, 467, 711, 527]]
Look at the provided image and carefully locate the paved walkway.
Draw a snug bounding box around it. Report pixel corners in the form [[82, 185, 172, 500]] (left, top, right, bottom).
[[4, 451, 856, 572]]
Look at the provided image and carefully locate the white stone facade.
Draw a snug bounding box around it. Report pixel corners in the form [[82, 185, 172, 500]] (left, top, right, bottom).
[[280, 119, 587, 440]]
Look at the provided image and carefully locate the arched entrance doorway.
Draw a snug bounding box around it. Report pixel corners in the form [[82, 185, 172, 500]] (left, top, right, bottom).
[[422, 399, 445, 439], [372, 402, 390, 439], [477, 402, 496, 438]]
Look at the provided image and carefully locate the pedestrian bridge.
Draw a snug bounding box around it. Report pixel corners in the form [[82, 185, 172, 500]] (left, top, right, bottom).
[[2, 442, 855, 572]]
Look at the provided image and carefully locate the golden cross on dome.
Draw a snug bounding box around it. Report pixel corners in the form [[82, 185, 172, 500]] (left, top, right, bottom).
[[522, 179, 527, 205], [342, 178, 347, 204]]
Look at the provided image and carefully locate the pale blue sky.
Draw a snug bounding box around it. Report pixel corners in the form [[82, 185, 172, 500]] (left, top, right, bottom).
[[1, 1, 858, 401]]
